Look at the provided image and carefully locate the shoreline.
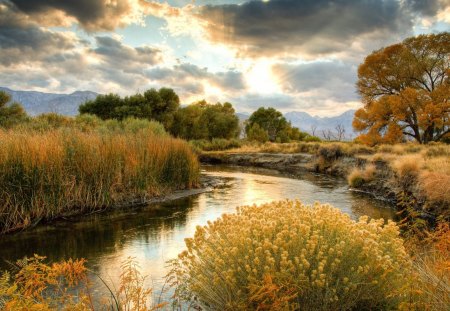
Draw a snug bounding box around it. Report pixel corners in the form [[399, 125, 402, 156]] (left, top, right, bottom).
[[0, 174, 222, 236]]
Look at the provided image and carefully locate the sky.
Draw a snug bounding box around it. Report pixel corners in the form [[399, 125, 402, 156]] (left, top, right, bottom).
[[0, 0, 449, 116]]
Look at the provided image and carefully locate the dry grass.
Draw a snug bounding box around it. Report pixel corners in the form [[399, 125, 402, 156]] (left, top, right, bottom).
[[0, 128, 199, 234], [348, 164, 376, 188]]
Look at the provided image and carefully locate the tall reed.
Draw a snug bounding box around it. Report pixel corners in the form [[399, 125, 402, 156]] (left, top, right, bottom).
[[0, 128, 199, 233]]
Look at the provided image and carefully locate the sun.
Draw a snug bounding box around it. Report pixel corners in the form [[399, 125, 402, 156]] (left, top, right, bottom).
[[246, 59, 281, 94]]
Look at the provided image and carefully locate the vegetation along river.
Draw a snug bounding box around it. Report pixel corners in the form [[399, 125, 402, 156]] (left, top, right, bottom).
[[0, 165, 395, 300]]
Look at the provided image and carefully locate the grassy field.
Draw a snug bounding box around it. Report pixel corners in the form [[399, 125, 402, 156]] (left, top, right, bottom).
[[0, 117, 199, 234]]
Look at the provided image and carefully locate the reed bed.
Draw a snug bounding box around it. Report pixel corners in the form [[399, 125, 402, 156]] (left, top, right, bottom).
[[0, 128, 199, 234]]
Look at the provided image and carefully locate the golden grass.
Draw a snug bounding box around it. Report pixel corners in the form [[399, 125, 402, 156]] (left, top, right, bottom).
[[170, 200, 410, 310], [0, 128, 199, 233]]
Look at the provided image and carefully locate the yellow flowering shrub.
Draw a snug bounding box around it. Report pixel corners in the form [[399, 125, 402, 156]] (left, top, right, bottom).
[[171, 200, 411, 310]]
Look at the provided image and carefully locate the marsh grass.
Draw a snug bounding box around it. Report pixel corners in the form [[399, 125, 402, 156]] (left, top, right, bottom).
[[0, 127, 199, 234]]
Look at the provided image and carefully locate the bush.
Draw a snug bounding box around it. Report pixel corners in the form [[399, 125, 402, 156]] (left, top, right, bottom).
[[247, 123, 269, 143], [391, 155, 422, 191], [348, 169, 366, 188], [348, 164, 376, 188], [318, 144, 344, 161], [171, 200, 410, 310]]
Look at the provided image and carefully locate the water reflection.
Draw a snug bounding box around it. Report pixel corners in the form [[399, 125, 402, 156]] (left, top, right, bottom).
[[0, 165, 395, 298]]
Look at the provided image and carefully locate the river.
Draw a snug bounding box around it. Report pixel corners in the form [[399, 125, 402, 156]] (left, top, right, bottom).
[[0, 165, 395, 302]]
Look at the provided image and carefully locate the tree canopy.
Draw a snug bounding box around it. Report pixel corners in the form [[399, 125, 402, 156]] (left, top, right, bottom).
[[79, 88, 180, 129], [0, 91, 28, 128], [353, 32, 450, 145], [245, 107, 304, 142], [170, 100, 240, 140]]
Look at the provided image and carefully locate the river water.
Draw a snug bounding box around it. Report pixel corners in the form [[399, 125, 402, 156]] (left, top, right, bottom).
[[0, 165, 394, 300]]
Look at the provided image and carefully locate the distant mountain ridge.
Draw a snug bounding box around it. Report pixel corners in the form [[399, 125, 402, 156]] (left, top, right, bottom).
[[284, 110, 356, 139], [0, 87, 98, 116]]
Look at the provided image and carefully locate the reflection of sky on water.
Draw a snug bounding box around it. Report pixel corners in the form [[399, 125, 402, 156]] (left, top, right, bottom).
[[0, 166, 395, 301]]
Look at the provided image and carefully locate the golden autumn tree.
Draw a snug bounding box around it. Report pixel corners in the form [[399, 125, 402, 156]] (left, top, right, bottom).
[[353, 32, 450, 145]]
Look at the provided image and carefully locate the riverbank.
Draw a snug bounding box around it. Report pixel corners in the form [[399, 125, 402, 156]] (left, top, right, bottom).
[[199, 142, 450, 226]]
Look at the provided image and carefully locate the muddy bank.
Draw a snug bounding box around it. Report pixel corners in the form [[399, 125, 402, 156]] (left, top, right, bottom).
[[199, 152, 314, 172]]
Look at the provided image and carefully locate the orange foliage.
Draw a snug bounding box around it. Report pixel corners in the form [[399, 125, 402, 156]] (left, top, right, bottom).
[[354, 32, 450, 145]]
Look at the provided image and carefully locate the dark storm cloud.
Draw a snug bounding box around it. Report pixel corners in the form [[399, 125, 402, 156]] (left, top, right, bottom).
[[146, 63, 246, 91], [406, 0, 442, 17], [198, 0, 414, 57], [5, 0, 140, 31], [0, 3, 78, 66]]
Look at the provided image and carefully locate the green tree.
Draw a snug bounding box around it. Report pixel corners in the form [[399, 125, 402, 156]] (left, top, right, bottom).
[[171, 103, 207, 140], [79, 93, 123, 120], [0, 91, 28, 128], [78, 88, 180, 130], [246, 123, 269, 143], [245, 107, 289, 142], [170, 100, 239, 140], [200, 102, 239, 139]]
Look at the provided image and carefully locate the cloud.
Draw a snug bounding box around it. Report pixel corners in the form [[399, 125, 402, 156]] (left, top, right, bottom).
[[0, 2, 80, 66], [145, 63, 246, 96], [197, 0, 415, 58], [272, 61, 358, 102], [4, 0, 146, 31], [406, 0, 442, 17], [92, 36, 163, 73]]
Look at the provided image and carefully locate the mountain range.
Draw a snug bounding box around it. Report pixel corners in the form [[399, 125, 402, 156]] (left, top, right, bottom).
[[1, 87, 357, 138], [0, 87, 97, 116]]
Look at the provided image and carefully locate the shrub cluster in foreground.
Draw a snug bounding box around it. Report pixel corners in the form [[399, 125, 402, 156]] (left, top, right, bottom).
[[170, 200, 410, 310], [0, 124, 199, 234]]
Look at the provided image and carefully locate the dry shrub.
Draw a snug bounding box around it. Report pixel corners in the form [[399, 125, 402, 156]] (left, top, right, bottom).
[[391, 155, 423, 190], [419, 172, 450, 217], [369, 152, 396, 163], [171, 200, 410, 310], [347, 164, 376, 188], [348, 169, 366, 187]]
